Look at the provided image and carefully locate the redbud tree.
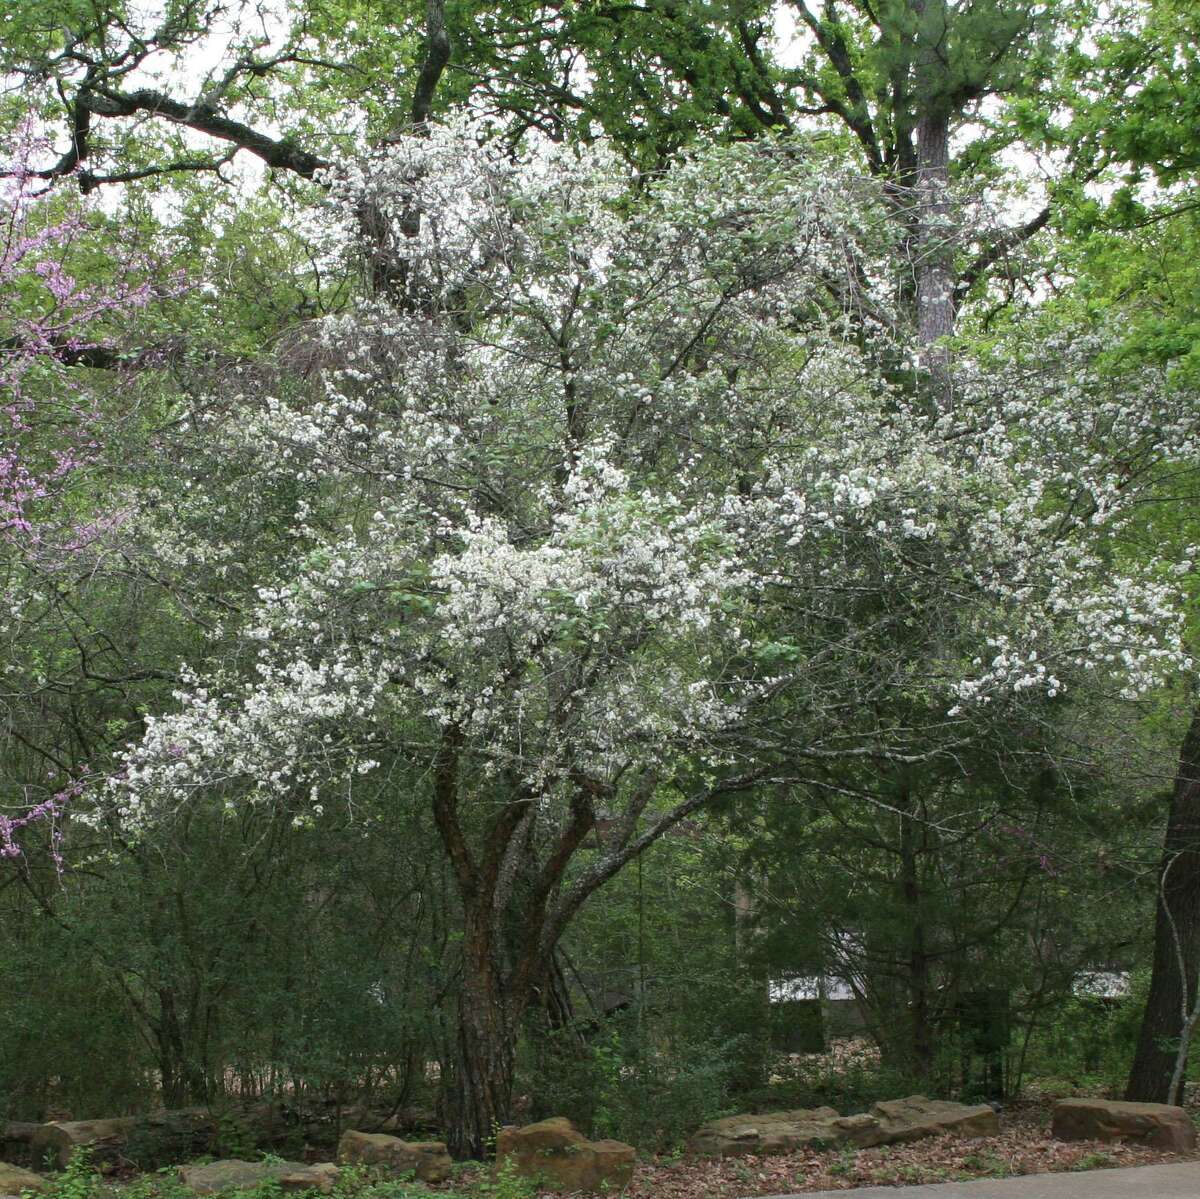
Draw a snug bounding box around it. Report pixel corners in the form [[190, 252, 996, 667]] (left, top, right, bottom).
[[0, 131, 161, 862]]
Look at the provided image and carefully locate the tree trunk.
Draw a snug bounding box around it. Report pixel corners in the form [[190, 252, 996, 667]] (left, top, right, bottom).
[[899, 791, 935, 1079], [915, 110, 953, 352], [445, 998, 514, 1159], [913, 107, 954, 413], [443, 914, 527, 1159], [157, 989, 189, 1109], [912, 0, 955, 409], [728, 876, 771, 1093], [156, 986, 210, 1106], [1126, 704, 1200, 1103]]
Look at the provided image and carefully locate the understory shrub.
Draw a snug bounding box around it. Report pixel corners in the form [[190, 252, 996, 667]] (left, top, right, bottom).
[[745, 1043, 927, 1115], [521, 1018, 736, 1151], [1018, 975, 1150, 1097]]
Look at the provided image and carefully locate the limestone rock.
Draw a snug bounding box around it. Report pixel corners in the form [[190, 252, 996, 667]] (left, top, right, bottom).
[[686, 1108, 843, 1158], [870, 1096, 1000, 1145], [0, 1163, 48, 1194], [337, 1130, 451, 1183], [178, 1159, 325, 1195], [278, 1164, 340, 1193], [830, 1113, 888, 1148], [31, 1111, 213, 1171], [30, 1120, 140, 1172], [687, 1095, 999, 1157], [1052, 1098, 1196, 1152], [496, 1118, 635, 1193]]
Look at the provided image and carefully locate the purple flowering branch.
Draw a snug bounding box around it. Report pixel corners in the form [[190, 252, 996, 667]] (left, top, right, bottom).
[[0, 124, 171, 545], [0, 771, 90, 869], [2, 126, 182, 862]]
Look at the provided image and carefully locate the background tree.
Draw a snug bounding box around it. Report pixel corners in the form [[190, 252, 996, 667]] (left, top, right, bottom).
[[1036, 0, 1200, 1104]]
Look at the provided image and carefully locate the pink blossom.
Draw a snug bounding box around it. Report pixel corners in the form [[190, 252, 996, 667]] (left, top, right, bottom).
[[0, 771, 89, 870], [1, 123, 179, 859], [0, 124, 167, 547]]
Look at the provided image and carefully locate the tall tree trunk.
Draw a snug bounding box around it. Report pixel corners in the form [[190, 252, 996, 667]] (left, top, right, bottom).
[[157, 987, 192, 1107], [915, 110, 953, 355], [1126, 704, 1200, 1103], [444, 911, 528, 1158], [430, 724, 536, 1158], [912, 0, 955, 408], [730, 876, 771, 1093]]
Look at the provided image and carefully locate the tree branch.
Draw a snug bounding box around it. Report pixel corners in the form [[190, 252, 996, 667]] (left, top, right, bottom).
[[955, 205, 1051, 304], [786, 0, 884, 173], [79, 87, 328, 178], [410, 0, 451, 128]]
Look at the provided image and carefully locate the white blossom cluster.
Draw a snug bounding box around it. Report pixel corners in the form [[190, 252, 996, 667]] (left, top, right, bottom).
[[106, 125, 1198, 830]]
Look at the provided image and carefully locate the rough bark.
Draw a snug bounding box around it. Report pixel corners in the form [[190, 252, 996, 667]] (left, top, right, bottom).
[[914, 110, 953, 357], [410, 0, 451, 128], [1126, 704, 1200, 1102], [430, 727, 527, 1157], [443, 915, 527, 1159], [80, 89, 328, 178], [911, 0, 955, 409]]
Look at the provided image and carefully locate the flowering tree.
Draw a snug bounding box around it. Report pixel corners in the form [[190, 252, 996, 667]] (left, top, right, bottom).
[[107, 125, 1197, 1153], [1, 135, 156, 543], [0, 131, 168, 862]]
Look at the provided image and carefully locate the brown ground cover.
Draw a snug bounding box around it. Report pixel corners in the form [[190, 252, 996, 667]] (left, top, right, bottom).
[[438, 1101, 1199, 1197]]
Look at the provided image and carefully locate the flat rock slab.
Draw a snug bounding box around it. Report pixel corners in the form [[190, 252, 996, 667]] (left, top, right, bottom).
[[496, 1118, 635, 1193], [179, 1160, 339, 1194], [870, 1097, 1000, 1146], [0, 1164, 47, 1195], [30, 1120, 140, 1171], [277, 1165, 339, 1193], [748, 1159, 1200, 1198], [688, 1096, 999, 1157], [688, 1108, 844, 1157], [337, 1130, 451, 1183], [1052, 1098, 1196, 1152], [31, 1111, 214, 1171]]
